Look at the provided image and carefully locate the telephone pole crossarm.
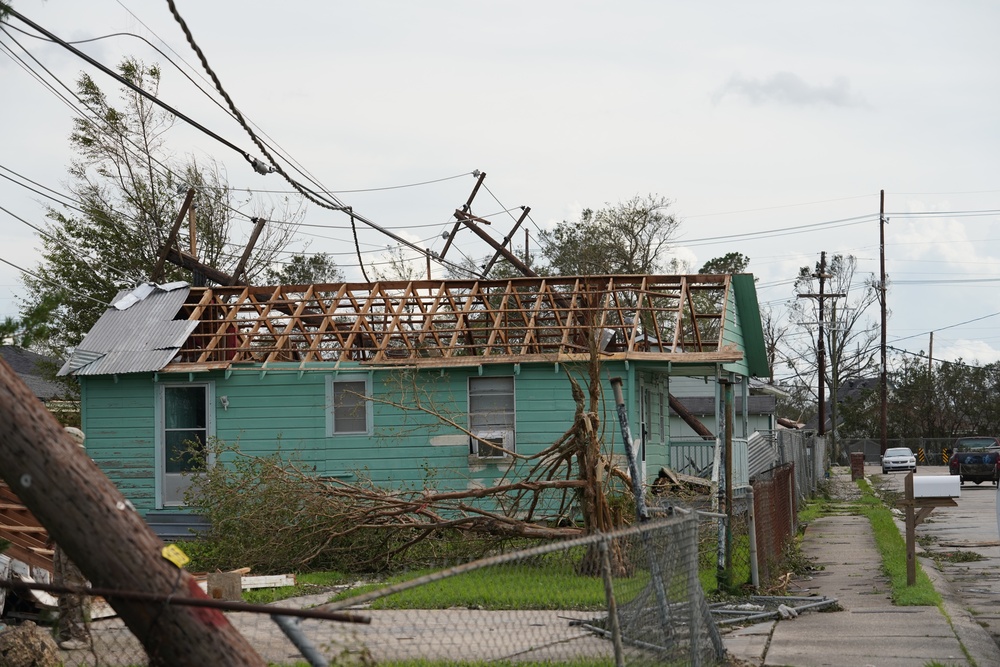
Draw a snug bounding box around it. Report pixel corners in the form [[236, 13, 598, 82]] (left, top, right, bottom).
[[796, 251, 846, 436]]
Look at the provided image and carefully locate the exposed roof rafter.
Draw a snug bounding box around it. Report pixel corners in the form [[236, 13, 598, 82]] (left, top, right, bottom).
[[164, 275, 739, 371]]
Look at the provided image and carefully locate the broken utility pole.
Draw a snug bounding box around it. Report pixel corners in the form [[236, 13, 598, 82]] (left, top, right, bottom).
[[0, 359, 267, 666], [150, 187, 195, 283]]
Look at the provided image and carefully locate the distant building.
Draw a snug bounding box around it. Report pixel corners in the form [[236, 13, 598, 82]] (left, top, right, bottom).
[[1, 345, 78, 426], [0, 345, 66, 402]]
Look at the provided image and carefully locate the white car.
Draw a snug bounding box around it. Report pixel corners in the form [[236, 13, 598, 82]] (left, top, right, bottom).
[[881, 447, 917, 474]]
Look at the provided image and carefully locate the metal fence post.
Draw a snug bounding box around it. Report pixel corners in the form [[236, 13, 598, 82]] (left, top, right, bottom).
[[599, 538, 625, 667], [746, 486, 759, 589], [272, 615, 326, 667]]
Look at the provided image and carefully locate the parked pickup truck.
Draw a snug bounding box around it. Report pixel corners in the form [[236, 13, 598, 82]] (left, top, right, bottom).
[[948, 436, 1000, 485]]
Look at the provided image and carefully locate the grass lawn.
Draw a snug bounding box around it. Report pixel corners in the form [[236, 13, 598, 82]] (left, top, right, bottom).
[[243, 571, 352, 605], [326, 561, 622, 611]]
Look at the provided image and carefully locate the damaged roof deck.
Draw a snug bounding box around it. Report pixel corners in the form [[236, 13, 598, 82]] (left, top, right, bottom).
[[64, 274, 750, 375]]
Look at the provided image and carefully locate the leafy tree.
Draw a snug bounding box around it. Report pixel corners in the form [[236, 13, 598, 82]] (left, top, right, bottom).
[[20, 58, 301, 357], [698, 252, 750, 275], [539, 195, 679, 275], [840, 354, 1000, 442], [264, 253, 343, 285]]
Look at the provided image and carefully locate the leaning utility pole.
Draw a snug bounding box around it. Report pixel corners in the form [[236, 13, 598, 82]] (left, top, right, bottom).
[[879, 190, 888, 455], [0, 360, 267, 666]]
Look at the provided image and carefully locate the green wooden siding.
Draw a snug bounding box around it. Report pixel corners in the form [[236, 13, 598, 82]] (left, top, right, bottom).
[[79, 374, 157, 509], [80, 361, 654, 513], [725, 274, 769, 378]]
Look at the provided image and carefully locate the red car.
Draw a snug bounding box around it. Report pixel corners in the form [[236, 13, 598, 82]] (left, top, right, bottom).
[[948, 437, 1000, 485]]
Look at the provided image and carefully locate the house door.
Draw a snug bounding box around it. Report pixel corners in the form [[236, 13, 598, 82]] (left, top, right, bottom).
[[158, 383, 213, 507], [638, 382, 650, 481]]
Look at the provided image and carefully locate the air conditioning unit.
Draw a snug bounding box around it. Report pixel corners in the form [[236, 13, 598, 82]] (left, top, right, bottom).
[[472, 431, 512, 459]]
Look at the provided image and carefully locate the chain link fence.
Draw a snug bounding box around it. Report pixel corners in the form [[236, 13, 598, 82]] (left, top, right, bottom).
[[668, 461, 798, 595], [748, 463, 796, 588], [0, 575, 370, 666], [1, 512, 725, 666]]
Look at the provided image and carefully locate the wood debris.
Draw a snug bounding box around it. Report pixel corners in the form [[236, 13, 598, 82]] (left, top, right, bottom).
[[651, 466, 712, 497]]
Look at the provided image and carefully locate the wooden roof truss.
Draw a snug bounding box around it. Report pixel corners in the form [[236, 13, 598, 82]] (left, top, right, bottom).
[[167, 275, 740, 371]]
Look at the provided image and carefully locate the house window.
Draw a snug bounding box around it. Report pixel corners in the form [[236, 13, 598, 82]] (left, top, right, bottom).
[[327, 375, 372, 435], [157, 382, 214, 507], [469, 376, 515, 457]]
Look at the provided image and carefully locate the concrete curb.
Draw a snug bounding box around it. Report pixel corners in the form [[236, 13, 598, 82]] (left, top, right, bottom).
[[919, 553, 999, 667], [880, 470, 999, 667]]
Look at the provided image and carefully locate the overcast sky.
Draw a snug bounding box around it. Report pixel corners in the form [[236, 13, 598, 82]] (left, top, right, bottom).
[[2, 1, 999, 381]]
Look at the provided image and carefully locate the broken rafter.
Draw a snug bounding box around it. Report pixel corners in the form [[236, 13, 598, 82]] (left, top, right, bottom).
[[165, 275, 738, 371]]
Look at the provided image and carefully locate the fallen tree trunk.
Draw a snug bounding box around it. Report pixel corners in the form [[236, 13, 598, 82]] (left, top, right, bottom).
[[0, 359, 266, 666]]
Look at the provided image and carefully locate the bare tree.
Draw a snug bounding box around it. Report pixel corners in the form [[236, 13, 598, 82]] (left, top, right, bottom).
[[784, 254, 880, 460]]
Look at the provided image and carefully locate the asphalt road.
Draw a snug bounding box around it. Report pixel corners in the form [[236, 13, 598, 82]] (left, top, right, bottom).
[[875, 463, 1000, 649]]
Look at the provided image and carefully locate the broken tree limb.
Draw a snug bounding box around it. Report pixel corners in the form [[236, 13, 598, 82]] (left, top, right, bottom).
[[419, 479, 586, 502], [0, 359, 266, 666]]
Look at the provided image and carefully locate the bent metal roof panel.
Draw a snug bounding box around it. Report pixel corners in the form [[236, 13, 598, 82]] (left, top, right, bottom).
[[58, 282, 196, 376]]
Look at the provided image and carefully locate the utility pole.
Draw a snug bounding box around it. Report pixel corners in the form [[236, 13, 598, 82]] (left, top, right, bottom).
[[798, 251, 845, 436], [879, 190, 888, 456], [0, 360, 266, 665], [928, 331, 934, 375]]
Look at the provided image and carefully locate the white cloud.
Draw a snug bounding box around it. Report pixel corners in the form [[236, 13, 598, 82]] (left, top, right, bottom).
[[712, 72, 869, 108], [935, 339, 1000, 365]]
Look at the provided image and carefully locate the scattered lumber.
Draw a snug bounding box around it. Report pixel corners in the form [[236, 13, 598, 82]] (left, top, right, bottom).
[[194, 570, 297, 594], [651, 466, 712, 496]]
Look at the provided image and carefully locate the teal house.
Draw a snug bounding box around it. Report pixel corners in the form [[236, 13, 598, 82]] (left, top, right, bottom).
[[60, 275, 768, 535]]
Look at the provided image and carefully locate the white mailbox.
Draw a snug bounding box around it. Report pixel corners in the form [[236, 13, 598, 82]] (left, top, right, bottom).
[[912, 475, 961, 499]]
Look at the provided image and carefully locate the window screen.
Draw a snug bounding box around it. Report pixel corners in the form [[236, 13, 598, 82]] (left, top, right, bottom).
[[332, 380, 369, 434], [469, 376, 515, 448]]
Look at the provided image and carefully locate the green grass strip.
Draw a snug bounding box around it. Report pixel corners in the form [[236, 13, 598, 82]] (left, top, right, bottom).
[[243, 571, 350, 605], [327, 562, 610, 610], [856, 479, 940, 606]]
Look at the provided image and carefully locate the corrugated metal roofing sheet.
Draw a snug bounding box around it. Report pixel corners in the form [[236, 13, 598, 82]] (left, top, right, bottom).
[[59, 284, 195, 376], [748, 431, 779, 478]]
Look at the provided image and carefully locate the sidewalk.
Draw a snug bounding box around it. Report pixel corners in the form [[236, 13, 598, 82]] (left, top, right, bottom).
[[723, 466, 1000, 667]]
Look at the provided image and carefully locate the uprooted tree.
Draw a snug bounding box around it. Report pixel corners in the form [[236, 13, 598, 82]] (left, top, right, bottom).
[[187, 323, 638, 576]]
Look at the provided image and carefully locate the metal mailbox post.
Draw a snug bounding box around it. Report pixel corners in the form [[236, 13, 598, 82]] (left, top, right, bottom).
[[900, 473, 960, 586]]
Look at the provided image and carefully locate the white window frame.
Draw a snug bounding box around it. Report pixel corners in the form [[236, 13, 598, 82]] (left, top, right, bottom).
[[155, 381, 215, 508], [326, 374, 373, 436], [468, 376, 516, 458]]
